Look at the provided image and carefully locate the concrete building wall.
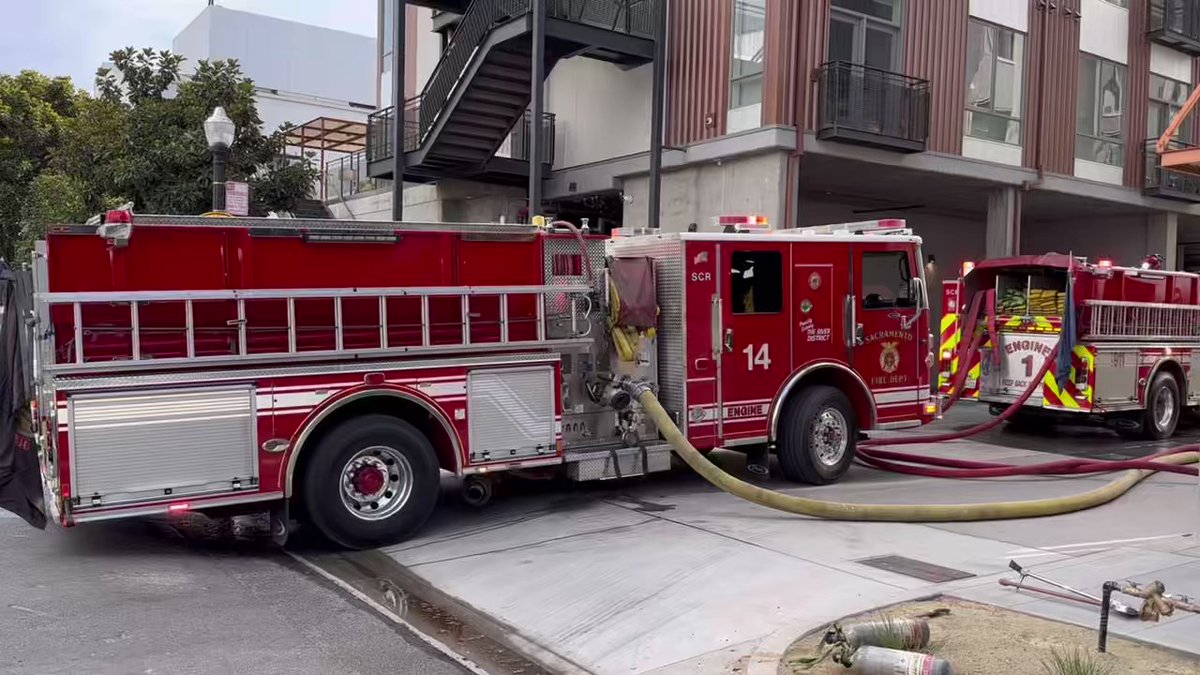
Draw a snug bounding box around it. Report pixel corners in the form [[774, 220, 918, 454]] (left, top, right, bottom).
[[547, 59, 653, 169], [327, 182, 526, 224], [621, 151, 788, 231], [1022, 216, 1150, 264]]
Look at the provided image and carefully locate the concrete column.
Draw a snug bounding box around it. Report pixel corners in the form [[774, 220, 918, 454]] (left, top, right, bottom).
[[1146, 212, 1178, 270], [985, 187, 1020, 257]]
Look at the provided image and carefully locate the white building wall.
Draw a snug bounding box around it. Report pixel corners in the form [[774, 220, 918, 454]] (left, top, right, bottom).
[[174, 6, 376, 108], [1150, 44, 1193, 82], [255, 91, 370, 134], [547, 59, 652, 169], [1079, 0, 1129, 65], [969, 0, 1028, 32]]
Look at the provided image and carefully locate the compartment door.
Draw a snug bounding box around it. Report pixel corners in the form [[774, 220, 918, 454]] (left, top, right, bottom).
[[70, 386, 258, 508]]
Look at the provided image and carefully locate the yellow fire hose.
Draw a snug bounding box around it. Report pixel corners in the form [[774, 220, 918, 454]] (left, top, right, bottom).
[[634, 388, 1198, 522]]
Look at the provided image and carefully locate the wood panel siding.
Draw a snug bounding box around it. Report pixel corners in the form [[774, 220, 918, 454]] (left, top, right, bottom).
[[1126, 0, 1150, 188], [904, 0, 969, 154], [1024, 0, 1082, 174], [763, 0, 802, 127], [667, 0, 733, 147], [794, 0, 831, 132]]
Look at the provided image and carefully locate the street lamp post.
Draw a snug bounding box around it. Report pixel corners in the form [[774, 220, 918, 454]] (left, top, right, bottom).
[[203, 107, 236, 212]]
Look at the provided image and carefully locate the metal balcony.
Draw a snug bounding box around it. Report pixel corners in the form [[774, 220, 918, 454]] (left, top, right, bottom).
[[1149, 0, 1200, 56], [816, 61, 930, 153], [1145, 139, 1200, 202], [367, 101, 557, 185]]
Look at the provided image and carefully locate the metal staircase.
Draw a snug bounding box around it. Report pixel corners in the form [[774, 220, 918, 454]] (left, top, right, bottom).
[[368, 0, 658, 185]]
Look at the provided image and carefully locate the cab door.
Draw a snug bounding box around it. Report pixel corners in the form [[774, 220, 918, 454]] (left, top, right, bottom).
[[718, 243, 791, 443], [852, 243, 925, 424]]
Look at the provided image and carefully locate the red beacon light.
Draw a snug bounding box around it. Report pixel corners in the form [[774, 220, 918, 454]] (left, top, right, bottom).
[[716, 215, 770, 232], [960, 260, 976, 277], [1097, 258, 1114, 269]]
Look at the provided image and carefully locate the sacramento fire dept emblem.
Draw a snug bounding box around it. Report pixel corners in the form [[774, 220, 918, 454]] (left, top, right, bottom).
[[880, 341, 900, 374]]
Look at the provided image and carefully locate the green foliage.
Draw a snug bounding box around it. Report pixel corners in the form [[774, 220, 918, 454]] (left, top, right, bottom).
[[0, 47, 318, 261], [1040, 647, 1115, 675], [0, 70, 82, 261]]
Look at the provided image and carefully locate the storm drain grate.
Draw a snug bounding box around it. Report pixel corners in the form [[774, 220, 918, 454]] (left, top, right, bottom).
[[856, 555, 976, 583]]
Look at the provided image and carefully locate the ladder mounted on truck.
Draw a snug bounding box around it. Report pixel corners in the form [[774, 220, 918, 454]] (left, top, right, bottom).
[[36, 284, 594, 375]]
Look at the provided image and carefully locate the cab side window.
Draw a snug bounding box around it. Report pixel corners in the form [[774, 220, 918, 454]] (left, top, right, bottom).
[[861, 252, 914, 310], [731, 251, 782, 314]]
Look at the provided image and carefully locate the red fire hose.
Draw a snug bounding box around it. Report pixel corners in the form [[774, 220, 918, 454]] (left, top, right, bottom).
[[858, 339, 1200, 478]]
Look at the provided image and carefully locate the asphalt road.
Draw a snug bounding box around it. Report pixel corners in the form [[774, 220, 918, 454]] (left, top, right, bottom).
[[1, 403, 1194, 675], [0, 514, 469, 675]]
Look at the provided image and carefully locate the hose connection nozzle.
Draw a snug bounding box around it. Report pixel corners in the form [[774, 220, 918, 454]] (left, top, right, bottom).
[[615, 376, 655, 400]]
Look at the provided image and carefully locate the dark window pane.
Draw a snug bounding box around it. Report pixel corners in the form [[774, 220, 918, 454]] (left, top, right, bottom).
[[829, 17, 856, 62], [1077, 55, 1098, 136], [864, 26, 896, 70], [861, 252, 913, 310], [832, 0, 896, 22], [731, 252, 783, 315]]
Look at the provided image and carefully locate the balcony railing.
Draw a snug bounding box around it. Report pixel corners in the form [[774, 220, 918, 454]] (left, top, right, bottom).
[[1149, 0, 1200, 56], [367, 101, 557, 167], [1145, 139, 1200, 202], [815, 61, 930, 153], [323, 150, 391, 203]]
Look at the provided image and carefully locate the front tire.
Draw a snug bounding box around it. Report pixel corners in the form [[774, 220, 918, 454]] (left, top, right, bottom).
[[777, 386, 857, 485], [1142, 372, 1181, 440], [302, 414, 440, 549]]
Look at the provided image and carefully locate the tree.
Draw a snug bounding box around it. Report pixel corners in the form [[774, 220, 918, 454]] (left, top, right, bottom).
[[0, 48, 319, 261], [0, 71, 81, 261], [92, 48, 317, 217]]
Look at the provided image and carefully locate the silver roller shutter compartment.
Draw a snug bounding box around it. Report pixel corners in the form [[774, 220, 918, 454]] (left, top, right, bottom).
[[467, 366, 556, 463], [69, 386, 258, 507]]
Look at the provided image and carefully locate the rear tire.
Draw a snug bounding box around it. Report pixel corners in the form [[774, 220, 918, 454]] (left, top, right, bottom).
[[302, 414, 440, 549], [777, 386, 857, 485], [1141, 372, 1181, 440]]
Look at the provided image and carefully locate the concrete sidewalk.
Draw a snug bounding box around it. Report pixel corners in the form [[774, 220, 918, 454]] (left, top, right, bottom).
[[350, 441, 1198, 674]]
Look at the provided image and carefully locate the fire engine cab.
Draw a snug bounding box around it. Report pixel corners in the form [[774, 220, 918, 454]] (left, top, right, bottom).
[[12, 212, 934, 547], [939, 254, 1200, 439]]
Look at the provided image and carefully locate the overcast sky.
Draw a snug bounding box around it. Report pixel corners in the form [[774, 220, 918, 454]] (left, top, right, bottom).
[[0, 1, 376, 90]]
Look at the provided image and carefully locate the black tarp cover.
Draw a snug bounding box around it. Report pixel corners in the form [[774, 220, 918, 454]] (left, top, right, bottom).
[[0, 261, 45, 528]]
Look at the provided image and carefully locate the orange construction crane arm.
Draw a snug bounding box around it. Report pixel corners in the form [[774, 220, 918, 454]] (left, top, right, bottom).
[[1157, 85, 1200, 154]]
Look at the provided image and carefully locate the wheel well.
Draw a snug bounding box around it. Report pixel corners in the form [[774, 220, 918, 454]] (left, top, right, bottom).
[[1150, 359, 1187, 400], [290, 393, 460, 498], [771, 365, 877, 440]]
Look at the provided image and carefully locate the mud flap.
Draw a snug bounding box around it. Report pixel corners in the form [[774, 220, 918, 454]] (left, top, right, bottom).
[[0, 262, 46, 529]]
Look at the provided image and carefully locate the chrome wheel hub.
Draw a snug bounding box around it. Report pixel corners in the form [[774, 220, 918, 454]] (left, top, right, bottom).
[[1155, 388, 1175, 431], [340, 446, 413, 521], [811, 408, 849, 466]]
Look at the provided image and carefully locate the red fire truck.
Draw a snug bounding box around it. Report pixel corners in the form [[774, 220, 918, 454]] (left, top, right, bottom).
[[938, 254, 1200, 439], [9, 212, 935, 547]]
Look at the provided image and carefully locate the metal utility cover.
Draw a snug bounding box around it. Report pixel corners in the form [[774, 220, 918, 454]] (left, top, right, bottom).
[[856, 555, 975, 583]]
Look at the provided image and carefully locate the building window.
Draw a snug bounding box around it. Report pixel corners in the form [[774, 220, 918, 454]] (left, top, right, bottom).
[[1148, 73, 1191, 141], [731, 251, 782, 315], [1076, 54, 1127, 167], [828, 0, 902, 71], [964, 20, 1024, 145], [1099, 0, 1128, 7], [730, 0, 765, 111], [382, 0, 395, 64], [861, 252, 914, 310]]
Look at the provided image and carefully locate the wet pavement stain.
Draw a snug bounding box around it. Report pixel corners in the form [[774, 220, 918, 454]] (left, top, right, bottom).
[[299, 547, 557, 675]]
